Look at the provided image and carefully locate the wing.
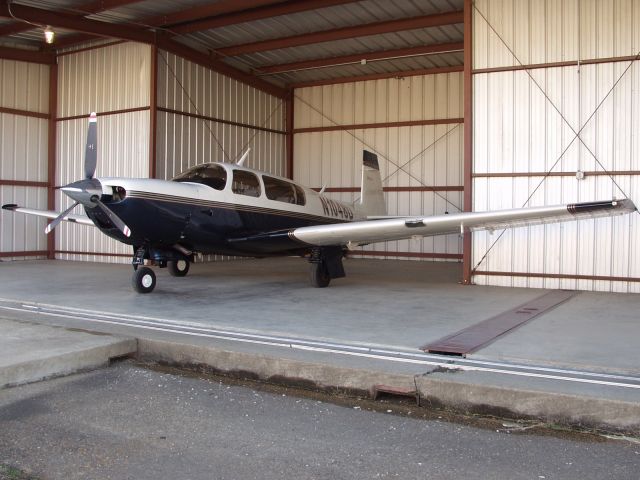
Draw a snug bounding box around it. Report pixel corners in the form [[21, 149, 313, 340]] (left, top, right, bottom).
[[233, 199, 634, 250], [2, 204, 95, 227]]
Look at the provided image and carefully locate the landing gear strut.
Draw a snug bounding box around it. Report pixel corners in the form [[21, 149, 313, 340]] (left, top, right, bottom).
[[308, 247, 346, 288]]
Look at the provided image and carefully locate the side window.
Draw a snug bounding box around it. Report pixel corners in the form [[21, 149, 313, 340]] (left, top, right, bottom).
[[232, 170, 261, 197], [263, 175, 295, 204]]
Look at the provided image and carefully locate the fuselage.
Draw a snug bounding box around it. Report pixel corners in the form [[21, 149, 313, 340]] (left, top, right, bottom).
[[85, 162, 362, 257]]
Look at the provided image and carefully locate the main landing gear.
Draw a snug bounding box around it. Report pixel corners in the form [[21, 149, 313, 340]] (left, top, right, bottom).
[[308, 247, 346, 288], [131, 246, 192, 293]]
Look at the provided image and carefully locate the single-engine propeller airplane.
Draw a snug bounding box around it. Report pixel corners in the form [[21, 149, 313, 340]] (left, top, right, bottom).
[[2, 113, 637, 293]]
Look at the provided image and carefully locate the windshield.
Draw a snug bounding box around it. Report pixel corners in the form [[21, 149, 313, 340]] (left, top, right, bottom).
[[172, 164, 227, 190]]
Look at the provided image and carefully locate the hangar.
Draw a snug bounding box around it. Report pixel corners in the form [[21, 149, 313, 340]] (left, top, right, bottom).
[[0, 0, 638, 294]]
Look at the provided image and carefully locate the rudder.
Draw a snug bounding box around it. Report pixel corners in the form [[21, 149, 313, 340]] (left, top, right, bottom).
[[357, 150, 387, 217]]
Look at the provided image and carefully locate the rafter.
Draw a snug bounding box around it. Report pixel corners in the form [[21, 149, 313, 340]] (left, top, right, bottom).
[[216, 11, 464, 57], [290, 65, 464, 89], [0, 0, 146, 38], [142, 0, 288, 28], [0, 45, 55, 64], [169, 0, 363, 35], [256, 42, 464, 75]]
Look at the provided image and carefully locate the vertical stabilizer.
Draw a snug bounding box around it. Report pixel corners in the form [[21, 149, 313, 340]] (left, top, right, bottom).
[[358, 150, 387, 217]]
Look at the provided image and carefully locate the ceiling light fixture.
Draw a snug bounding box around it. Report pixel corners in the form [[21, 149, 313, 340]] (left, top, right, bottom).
[[44, 26, 55, 44]]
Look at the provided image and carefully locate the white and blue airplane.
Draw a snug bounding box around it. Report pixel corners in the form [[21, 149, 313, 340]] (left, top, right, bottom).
[[3, 113, 636, 293]]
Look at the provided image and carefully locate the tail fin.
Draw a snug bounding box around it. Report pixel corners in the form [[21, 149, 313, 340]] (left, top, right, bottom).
[[357, 150, 387, 217]]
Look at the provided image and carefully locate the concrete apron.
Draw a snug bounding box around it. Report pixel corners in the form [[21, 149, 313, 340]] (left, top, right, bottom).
[[136, 338, 640, 435], [0, 318, 136, 388]]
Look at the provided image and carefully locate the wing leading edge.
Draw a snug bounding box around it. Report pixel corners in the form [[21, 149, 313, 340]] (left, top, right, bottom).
[[1, 204, 94, 226], [288, 199, 636, 247]]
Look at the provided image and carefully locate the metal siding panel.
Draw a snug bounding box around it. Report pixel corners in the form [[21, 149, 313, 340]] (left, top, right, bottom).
[[0, 185, 48, 257], [58, 43, 150, 118], [475, 0, 640, 69], [0, 114, 48, 182], [0, 59, 49, 113], [0, 59, 50, 258]]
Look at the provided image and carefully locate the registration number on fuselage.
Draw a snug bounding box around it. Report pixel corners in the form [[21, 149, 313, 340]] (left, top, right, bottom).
[[319, 196, 354, 220]]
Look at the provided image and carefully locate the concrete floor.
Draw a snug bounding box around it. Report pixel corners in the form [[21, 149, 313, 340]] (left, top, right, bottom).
[[1, 257, 639, 432], [0, 257, 638, 375]]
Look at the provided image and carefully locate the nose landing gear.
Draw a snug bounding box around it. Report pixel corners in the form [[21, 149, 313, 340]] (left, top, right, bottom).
[[131, 246, 192, 293]]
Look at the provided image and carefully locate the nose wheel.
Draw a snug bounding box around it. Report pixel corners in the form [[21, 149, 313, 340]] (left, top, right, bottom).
[[132, 266, 156, 294]]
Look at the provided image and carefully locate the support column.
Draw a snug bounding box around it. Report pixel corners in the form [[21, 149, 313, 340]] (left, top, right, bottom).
[[285, 88, 294, 180], [149, 45, 158, 179], [47, 61, 58, 260], [462, 0, 473, 284]]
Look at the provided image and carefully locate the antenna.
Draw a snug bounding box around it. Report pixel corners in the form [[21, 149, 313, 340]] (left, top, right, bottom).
[[237, 148, 251, 166], [319, 184, 327, 195]]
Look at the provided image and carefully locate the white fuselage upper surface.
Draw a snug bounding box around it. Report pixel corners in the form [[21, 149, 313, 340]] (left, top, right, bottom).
[[99, 162, 361, 225]]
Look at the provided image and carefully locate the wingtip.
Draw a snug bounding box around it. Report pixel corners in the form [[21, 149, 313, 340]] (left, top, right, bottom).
[[2, 203, 18, 211]]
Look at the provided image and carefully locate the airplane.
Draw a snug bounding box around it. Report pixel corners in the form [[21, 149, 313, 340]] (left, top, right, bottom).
[[2, 113, 637, 293]]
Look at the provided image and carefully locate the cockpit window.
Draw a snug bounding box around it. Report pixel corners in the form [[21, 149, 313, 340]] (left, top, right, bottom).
[[263, 175, 306, 206], [172, 164, 227, 191], [232, 170, 261, 197]]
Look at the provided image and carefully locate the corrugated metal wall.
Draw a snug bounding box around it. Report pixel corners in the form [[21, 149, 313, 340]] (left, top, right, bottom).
[[56, 42, 151, 264], [472, 0, 640, 293], [293, 73, 464, 260], [0, 59, 49, 260], [156, 50, 286, 179]]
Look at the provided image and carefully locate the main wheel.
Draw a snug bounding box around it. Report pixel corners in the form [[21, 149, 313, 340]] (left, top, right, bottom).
[[168, 259, 190, 277], [132, 266, 156, 293], [310, 262, 330, 288]]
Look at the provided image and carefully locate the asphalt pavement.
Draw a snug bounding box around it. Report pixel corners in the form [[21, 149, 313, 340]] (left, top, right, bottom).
[[1, 362, 638, 480]]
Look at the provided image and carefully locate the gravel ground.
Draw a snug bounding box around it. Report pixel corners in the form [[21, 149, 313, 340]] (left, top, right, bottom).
[[0, 362, 638, 480]]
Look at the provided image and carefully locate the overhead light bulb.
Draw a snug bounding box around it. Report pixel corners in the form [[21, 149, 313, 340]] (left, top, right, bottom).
[[44, 26, 55, 44]]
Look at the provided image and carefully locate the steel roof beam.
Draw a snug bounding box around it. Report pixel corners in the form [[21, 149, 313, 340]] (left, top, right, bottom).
[[0, 45, 55, 64], [0, 0, 147, 37], [142, 0, 288, 29], [290, 65, 464, 89], [256, 41, 464, 75], [217, 10, 464, 57], [169, 0, 363, 34]]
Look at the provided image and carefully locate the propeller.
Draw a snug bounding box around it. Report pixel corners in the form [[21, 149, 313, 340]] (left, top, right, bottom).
[[46, 112, 131, 238]]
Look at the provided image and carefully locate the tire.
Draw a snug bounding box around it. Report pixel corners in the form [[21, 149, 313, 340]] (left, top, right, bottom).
[[168, 259, 190, 277], [132, 266, 156, 294], [310, 262, 330, 288]]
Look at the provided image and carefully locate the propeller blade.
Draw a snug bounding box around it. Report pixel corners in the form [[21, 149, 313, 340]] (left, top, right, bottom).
[[85, 112, 98, 179], [94, 199, 131, 238], [45, 201, 80, 234]]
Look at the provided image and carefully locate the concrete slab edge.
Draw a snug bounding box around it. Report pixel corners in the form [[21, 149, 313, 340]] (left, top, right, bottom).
[[137, 338, 640, 435], [0, 339, 137, 389]]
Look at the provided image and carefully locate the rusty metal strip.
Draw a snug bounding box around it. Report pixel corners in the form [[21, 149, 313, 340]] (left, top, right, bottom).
[[422, 290, 578, 356]]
